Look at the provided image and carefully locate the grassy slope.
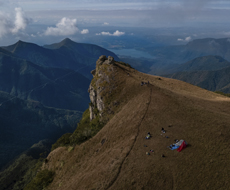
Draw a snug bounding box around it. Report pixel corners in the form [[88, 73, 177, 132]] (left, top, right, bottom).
[[42, 62, 230, 190]]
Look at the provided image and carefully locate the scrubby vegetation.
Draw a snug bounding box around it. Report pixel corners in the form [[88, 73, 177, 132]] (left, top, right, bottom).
[[24, 169, 55, 190], [51, 133, 72, 151], [70, 107, 105, 145], [215, 91, 230, 97], [52, 107, 105, 150], [69, 108, 92, 145], [117, 61, 132, 68]]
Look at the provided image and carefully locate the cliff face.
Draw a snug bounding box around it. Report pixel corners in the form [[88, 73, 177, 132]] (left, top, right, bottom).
[[88, 55, 116, 121]]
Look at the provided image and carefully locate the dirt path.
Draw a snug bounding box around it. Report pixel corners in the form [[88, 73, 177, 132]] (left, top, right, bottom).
[[106, 85, 153, 190]]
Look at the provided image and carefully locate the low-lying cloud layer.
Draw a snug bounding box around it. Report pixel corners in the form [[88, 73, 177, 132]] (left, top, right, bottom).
[[96, 30, 125, 36]]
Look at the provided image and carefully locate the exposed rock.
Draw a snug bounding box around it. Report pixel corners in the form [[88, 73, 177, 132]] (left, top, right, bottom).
[[91, 69, 96, 76], [88, 55, 116, 121], [104, 56, 114, 65], [88, 84, 97, 120], [96, 55, 114, 66], [97, 55, 107, 65]]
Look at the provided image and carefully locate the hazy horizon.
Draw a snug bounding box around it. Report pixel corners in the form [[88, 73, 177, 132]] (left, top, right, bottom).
[[0, 0, 230, 47]]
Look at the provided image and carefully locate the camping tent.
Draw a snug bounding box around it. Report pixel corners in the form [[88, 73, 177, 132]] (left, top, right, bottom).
[[177, 140, 187, 152]]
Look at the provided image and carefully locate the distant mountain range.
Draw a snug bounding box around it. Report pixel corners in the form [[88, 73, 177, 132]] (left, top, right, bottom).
[[0, 49, 90, 110], [120, 38, 230, 93], [126, 38, 230, 75], [166, 55, 230, 73], [2, 38, 119, 79], [166, 56, 230, 93]]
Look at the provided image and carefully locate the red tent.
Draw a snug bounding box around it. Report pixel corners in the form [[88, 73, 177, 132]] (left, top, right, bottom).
[[177, 141, 187, 152]]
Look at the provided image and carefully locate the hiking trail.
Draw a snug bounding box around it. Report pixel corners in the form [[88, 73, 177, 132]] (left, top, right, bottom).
[[106, 85, 153, 190]]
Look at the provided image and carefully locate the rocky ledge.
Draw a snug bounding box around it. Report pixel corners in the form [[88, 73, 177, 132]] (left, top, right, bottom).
[[88, 55, 115, 121]]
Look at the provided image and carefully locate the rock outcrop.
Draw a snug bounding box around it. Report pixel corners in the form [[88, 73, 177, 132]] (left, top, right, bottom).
[[88, 55, 115, 121]]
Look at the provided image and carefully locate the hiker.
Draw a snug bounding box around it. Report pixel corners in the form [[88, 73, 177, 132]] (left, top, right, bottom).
[[145, 132, 151, 139], [146, 152, 150, 155], [150, 150, 154, 153], [161, 128, 166, 133], [146, 134, 151, 139]]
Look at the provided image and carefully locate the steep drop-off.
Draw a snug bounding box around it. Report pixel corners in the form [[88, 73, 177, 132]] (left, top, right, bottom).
[[0, 51, 90, 111], [39, 56, 230, 190], [0, 91, 82, 171]]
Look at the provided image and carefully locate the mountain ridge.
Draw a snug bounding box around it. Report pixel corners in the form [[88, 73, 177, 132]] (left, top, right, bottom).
[[2, 39, 120, 79], [34, 56, 230, 190], [0, 91, 82, 171], [138, 37, 230, 75], [0, 52, 90, 110]]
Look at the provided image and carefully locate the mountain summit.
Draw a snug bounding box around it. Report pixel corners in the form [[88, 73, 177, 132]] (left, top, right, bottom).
[[2, 39, 119, 79], [43, 38, 76, 49], [36, 56, 230, 190]]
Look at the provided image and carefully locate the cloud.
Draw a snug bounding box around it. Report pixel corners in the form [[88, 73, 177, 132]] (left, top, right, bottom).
[[44, 17, 79, 36], [0, 13, 10, 37], [96, 30, 125, 36], [81, 29, 89, 34], [0, 7, 30, 38], [11, 7, 30, 33], [222, 31, 230, 36], [178, 36, 192, 42], [103, 22, 109, 25]]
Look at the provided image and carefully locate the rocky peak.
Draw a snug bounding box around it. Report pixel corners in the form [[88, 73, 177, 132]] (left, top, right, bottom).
[[88, 55, 115, 121]]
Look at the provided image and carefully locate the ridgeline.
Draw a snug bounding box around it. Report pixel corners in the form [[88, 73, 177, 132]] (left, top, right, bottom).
[[25, 55, 230, 190]]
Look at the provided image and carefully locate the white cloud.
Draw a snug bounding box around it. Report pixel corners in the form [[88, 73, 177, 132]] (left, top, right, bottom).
[[81, 29, 89, 34], [44, 17, 79, 36], [0, 7, 30, 38], [103, 22, 109, 25], [185, 36, 192, 41], [96, 30, 125, 36], [0, 13, 10, 38], [177, 36, 192, 42], [11, 7, 30, 34]]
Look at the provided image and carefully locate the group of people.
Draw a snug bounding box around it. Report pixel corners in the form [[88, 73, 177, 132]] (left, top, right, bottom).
[[145, 132, 154, 155], [145, 128, 169, 157], [141, 81, 150, 86]]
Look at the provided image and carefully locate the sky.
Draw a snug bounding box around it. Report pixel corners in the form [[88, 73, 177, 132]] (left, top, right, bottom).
[[0, 0, 230, 46]]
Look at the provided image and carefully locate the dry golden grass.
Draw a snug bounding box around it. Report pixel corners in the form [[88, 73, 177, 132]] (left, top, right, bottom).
[[43, 63, 230, 190]]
